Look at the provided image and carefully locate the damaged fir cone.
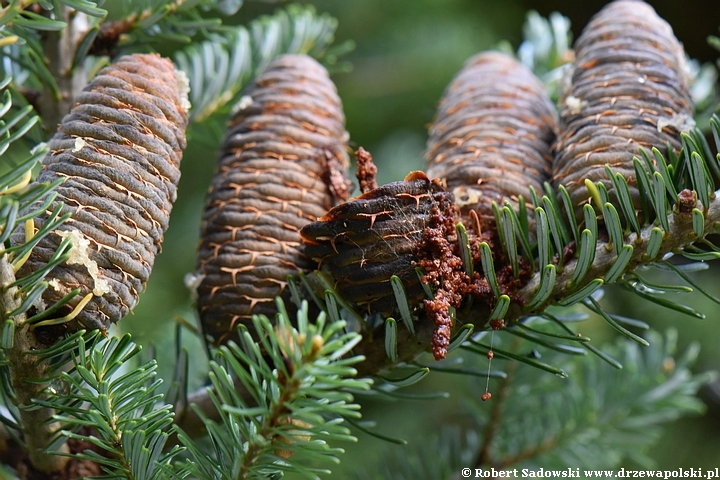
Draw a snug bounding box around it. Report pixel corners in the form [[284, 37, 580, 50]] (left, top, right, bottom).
[[16, 53, 189, 338], [301, 170, 517, 360], [194, 54, 350, 346], [552, 0, 693, 215], [301, 172, 452, 320], [426, 51, 557, 225]]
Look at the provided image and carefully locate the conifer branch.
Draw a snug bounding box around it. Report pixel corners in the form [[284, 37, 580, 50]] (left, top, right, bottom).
[[515, 191, 718, 309], [355, 330, 711, 479], [176, 4, 343, 123], [0, 254, 69, 472], [173, 301, 369, 479], [177, 186, 720, 434], [36, 333, 181, 480], [0, 78, 75, 473]]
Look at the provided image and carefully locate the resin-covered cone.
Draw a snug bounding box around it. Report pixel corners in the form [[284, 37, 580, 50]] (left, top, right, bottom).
[[552, 0, 693, 215], [195, 54, 350, 346], [17, 53, 189, 335], [426, 51, 557, 223]]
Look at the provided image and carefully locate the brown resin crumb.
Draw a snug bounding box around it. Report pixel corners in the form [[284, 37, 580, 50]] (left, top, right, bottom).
[[320, 146, 353, 203], [414, 198, 532, 360], [489, 318, 505, 330], [355, 147, 379, 194], [677, 189, 697, 214], [414, 196, 467, 360]]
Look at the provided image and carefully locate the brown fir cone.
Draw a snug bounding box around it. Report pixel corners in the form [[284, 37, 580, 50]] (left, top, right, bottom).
[[552, 0, 693, 216], [426, 51, 557, 224], [300, 172, 453, 320], [16, 54, 189, 336], [194, 54, 350, 346]]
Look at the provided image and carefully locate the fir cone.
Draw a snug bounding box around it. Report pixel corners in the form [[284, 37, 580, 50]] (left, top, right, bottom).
[[300, 172, 453, 319], [194, 54, 350, 346], [552, 0, 693, 215], [17, 53, 189, 334], [426, 51, 557, 223]]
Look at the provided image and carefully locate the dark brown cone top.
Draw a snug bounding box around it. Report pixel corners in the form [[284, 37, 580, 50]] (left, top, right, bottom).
[[301, 172, 452, 321]]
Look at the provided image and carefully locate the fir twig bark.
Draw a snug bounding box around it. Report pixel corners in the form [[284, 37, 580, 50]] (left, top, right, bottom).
[[38, 6, 90, 133], [1, 254, 69, 473]]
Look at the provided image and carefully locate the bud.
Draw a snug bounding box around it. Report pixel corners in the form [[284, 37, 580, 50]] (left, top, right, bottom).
[[273, 418, 313, 459]]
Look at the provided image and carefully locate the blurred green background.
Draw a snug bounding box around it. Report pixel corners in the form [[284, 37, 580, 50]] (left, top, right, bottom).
[[119, 0, 720, 475]]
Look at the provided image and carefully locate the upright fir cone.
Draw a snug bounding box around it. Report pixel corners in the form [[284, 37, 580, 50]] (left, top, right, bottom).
[[194, 54, 350, 346], [16, 54, 189, 338], [300, 170, 521, 361], [426, 51, 557, 225], [552, 0, 693, 216]]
